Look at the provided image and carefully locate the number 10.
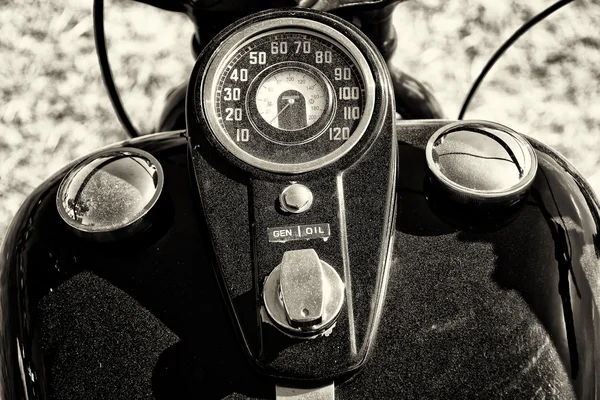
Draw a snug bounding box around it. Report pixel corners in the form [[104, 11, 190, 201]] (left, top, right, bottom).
[[236, 128, 249, 142]]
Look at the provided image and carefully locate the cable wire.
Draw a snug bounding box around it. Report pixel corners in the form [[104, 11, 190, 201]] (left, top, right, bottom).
[[93, 0, 141, 138], [458, 0, 574, 120]]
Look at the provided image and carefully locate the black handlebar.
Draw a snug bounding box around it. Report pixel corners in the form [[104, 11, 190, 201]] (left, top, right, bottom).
[[133, 0, 402, 14]]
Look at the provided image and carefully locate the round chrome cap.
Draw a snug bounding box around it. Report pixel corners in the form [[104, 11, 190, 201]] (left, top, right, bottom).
[[57, 147, 164, 241], [263, 249, 344, 338], [426, 121, 538, 203], [279, 184, 314, 214]]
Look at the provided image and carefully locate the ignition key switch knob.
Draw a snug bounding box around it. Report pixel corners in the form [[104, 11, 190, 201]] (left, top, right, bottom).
[[279, 184, 314, 214], [263, 249, 344, 338]]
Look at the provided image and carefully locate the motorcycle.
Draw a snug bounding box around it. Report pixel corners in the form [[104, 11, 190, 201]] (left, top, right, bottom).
[[1, 0, 599, 398]]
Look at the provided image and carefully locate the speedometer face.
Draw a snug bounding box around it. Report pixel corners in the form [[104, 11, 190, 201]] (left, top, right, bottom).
[[201, 19, 375, 173], [255, 67, 326, 132], [247, 62, 335, 145]]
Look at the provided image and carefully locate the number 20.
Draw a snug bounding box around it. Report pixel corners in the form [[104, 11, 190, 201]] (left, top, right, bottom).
[[225, 108, 242, 121]]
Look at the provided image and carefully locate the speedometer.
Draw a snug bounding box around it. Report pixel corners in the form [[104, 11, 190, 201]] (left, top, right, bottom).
[[254, 65, 330, 135], [249, 62, 335, 145], [200, 18, 376, 173]]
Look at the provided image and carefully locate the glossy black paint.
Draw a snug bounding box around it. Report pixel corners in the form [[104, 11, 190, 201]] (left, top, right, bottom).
[[388, 121, 599, 398], [156, 82, 187, 133], [186, 9, 398, 381], [0, 132, 187, 400], [1, 121, 600, 398], [386, 61, 445, 119]]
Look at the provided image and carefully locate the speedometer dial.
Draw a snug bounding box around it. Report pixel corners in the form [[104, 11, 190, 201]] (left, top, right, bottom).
[[201, 18, 375, 173], [248, 62, 335, 145], [255, 67, 327, 132]]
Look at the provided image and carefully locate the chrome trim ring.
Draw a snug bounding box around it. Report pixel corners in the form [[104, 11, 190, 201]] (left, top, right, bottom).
[[56, 147, 164, 241], [201, 18, 376, 174], [425, 120, 538, 202]]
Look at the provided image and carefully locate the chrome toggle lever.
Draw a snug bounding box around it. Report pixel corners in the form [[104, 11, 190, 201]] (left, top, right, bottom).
[[263, 249, 344, 337], [280, 250, 325, 327]]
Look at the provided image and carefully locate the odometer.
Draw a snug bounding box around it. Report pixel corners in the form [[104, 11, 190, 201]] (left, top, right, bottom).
[[201, 18, 375, 173], [255, 66, 327, 132]]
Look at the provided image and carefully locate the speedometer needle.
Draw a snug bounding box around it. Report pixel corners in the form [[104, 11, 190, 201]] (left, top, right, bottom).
[[269, 98, 295, 125]]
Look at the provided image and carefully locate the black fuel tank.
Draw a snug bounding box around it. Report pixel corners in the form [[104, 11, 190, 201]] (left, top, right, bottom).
[[1, 124, 598, 399]]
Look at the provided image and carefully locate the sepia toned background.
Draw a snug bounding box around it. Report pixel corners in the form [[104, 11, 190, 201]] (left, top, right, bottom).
[[1, 0, 599, 244]]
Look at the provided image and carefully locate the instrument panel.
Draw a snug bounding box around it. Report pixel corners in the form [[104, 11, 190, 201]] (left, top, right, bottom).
[[201, 18, 376, 173], [187, 9, 397, 382]]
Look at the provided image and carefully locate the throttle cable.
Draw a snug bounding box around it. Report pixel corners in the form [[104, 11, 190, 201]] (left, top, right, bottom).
[[92, 0, 575, 133], [459, 0, 575, 120], [93, 0, 141, 138]]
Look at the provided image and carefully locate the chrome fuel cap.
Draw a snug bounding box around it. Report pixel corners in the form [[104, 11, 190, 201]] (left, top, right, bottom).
[[263, 249, 344, 338], [57, 147, 164, 241], [426, 120, 537, 204]]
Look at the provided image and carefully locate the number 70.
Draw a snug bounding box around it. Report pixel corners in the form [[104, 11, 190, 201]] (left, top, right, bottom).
[[294, 40, 311, 54]]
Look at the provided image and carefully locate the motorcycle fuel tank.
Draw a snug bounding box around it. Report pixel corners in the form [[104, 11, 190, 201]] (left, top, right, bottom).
[[1, 6, 599, 400], [1, 119, 599, 399]]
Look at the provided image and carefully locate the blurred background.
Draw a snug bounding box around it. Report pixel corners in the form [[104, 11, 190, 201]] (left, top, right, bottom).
[[1, 0, 599, 244]]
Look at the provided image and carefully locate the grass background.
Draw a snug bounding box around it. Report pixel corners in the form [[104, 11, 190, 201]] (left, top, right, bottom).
[[1, 0, 599, 244]]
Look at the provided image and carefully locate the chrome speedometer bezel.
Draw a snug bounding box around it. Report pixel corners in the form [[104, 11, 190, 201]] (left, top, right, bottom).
[[201, 18, 376, 174]]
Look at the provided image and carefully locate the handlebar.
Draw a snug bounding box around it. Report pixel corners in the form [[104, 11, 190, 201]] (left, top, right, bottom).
[[133, 0, 403, 14]]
